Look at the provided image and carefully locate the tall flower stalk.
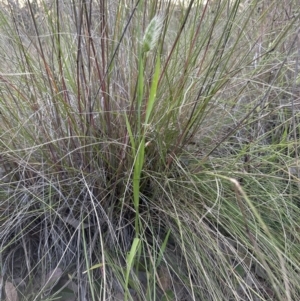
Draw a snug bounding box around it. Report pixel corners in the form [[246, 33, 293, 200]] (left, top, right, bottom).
[[127, 15, 163, 237]]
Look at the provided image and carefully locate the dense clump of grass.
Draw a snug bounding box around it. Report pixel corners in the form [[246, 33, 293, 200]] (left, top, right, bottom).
[[0, 0, 299, 300]]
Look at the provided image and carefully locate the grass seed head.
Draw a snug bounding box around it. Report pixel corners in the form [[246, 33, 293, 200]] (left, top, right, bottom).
[[142, 15, 164, 53]]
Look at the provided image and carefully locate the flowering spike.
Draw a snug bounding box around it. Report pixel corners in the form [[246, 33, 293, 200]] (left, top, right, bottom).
[[142, 15, 164, 53]]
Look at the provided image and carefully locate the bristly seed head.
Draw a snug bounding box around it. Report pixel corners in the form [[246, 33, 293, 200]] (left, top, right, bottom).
[[142, 15, 164, 53]]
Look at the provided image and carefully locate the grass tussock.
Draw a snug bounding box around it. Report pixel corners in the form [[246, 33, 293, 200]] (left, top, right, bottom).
[[0, 0, 299, 300]]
